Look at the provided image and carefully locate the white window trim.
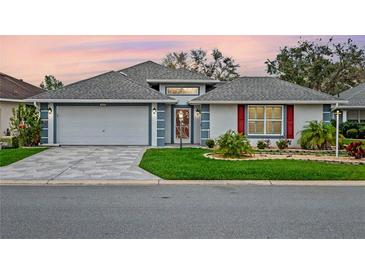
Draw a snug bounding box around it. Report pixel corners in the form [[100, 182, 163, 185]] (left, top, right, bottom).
[[247, 105, 284, 136]]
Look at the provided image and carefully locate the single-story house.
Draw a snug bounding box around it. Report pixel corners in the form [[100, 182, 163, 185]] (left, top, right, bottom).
[[336, 83, 365, 123], [0, 72, 44, 135], [25, 61, 345, 147]]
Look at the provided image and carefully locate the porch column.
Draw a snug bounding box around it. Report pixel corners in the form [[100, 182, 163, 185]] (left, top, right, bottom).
[[342, 110, 347, 122], [200, 104, 210, 146], [157, 103, 166, 147], [40, 103, 49, 144]]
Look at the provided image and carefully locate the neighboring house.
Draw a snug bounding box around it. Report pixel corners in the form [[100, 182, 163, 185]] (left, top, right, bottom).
[[25, 61, 345, 147], [336, 83, 365, 123], [0, 72, 44, 136]]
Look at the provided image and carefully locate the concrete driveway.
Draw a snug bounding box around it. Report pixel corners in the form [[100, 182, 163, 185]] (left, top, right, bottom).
[[0, 146, 158, 180]]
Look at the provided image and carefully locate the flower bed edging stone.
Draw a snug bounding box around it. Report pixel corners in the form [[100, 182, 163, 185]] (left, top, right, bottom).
[[204, 153, 365, 165]]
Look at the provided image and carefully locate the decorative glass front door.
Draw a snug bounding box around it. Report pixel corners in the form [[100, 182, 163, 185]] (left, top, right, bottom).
[[174, 108, 190, 143]]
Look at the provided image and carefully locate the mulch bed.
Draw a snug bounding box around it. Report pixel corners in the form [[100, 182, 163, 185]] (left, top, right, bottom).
[[204, 152, 365, 165]]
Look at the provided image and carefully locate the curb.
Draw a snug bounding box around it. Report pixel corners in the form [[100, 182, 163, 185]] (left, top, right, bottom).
[[1, 179, 365, 186]]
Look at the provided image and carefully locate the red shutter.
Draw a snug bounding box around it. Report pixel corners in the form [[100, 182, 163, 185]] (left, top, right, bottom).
[[286, 105, 294, 139], [238, 105, 245, 134]]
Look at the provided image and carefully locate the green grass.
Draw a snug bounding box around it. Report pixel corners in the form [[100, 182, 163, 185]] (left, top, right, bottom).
[[344, 138, 364, 145], [139, 148, 365, 180], [0, 147, 48, 167]]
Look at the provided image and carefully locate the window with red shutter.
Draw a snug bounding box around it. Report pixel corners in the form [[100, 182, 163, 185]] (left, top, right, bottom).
[[286, 105, 294, 139], [237, 105, 245, 134]]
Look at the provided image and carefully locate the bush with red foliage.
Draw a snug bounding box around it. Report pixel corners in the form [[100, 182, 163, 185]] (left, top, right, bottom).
[[346, 142, 365, 159]]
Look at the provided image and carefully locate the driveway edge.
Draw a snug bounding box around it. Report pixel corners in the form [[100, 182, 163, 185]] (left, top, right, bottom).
[[1, 179, 365, 186]]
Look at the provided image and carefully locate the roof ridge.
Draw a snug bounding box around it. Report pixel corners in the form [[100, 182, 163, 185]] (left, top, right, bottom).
[[118, 60, 166, 73], [62, 70, 115, 90], [239, 76, 273, 78], [273, 77, 336, 99], [0, 72, 43, 92], [156, 66, 211, 79], [342, 83, 365, 99], [118, 72, 175, 100]]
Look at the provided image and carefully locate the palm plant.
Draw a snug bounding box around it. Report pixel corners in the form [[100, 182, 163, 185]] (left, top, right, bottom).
[[299, 121, 336, 150]]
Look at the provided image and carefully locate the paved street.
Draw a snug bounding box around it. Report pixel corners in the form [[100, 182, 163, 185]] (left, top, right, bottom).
[[0, 146, 157, 180], [1, 185, 364, 238]]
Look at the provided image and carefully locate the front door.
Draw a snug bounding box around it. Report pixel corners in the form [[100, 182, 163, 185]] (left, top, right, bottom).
[[174, 108, 190, 144]]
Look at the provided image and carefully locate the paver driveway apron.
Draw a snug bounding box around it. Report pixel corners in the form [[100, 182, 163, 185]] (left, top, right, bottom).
[[0, 146, 158, 180]]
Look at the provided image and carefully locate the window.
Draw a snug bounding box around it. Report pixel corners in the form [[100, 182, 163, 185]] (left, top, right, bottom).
[[360, 111, 365, 122], [348, 110, 365, 122], [166, 87, 199, 95], [248, 105, 283, 135], [347, 110, 359, 122]]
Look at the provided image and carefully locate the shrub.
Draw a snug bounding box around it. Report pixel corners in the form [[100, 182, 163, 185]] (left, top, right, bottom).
[[358, 126, 365, 139], [257, 139, 270, 149], [10, 103, 41, 147], [346, 142, 365, 159], [346, 128, 359, 139], [205, 139, 215, 148], [299, 121, 335, 150], [276, 139, 290, 150], [216, 130, 253, 157], [340, 121, 365, 137], [0, 136, 19, 148]]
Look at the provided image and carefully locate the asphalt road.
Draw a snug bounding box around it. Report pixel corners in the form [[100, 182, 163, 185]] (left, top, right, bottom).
[[1, 185, 364, 238]]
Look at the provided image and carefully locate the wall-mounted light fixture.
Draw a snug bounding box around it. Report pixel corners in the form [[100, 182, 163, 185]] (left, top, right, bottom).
[[48, 107, 52, 115], [196, 108, 201, 115], [152, 107, 157, 115]]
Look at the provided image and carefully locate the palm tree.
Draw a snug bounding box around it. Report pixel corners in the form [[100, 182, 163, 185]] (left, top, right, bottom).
[[299, 121, 336, 150]]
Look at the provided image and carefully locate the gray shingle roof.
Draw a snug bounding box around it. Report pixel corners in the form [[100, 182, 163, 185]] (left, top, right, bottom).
[[0, 72, 43, 100], [120, 61, 214, 84], [191, 77, 343, 104], [152, 68, 213, 81], [28, 71, 176, 102], [339, 83, 365, 107], [119, 61, 172, 87]]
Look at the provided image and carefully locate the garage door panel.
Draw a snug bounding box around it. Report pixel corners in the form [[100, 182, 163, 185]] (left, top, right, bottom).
[[57, 106, 149, 145]]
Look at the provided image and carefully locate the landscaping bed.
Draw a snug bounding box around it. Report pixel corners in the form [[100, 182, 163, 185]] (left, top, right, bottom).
[[139, 148, 365, 180], [205, 152, 365, 165], [0, 147, 48, 167], [255, 148, 348, 157]]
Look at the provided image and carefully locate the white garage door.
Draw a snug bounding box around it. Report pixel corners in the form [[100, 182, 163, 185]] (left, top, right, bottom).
[[57, 105, 149, 145]]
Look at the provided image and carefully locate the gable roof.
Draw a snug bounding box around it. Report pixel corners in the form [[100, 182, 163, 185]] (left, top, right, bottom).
[[147, 67, 217, 83], [338, 83, 365, 107], [0, 72, 44, 101], [119, 61, 172, 87], [120, 61, 218, 84], [190, 77, 344, 104], [27, 71, 176, 103]]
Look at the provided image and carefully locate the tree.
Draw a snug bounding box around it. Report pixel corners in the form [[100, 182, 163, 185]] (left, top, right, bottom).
[[40, 75, 63, 91], [162, 49, 240, 81], [266, 38, 365, 95], [10, 103, 41, 146]]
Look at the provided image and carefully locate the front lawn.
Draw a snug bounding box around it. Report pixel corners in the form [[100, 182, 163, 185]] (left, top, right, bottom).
[[140, 148, 365, 180], [0, 147, 48, 167]]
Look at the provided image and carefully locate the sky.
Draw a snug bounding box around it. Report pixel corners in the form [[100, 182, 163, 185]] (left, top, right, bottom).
[[1, 35, 365, 86]]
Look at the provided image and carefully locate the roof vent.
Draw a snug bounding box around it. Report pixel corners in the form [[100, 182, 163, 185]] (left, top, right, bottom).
[[119, 71, 127, 77]]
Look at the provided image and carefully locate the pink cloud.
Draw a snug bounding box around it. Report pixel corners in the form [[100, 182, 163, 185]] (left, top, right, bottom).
[[0, 35, 364, 85]]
